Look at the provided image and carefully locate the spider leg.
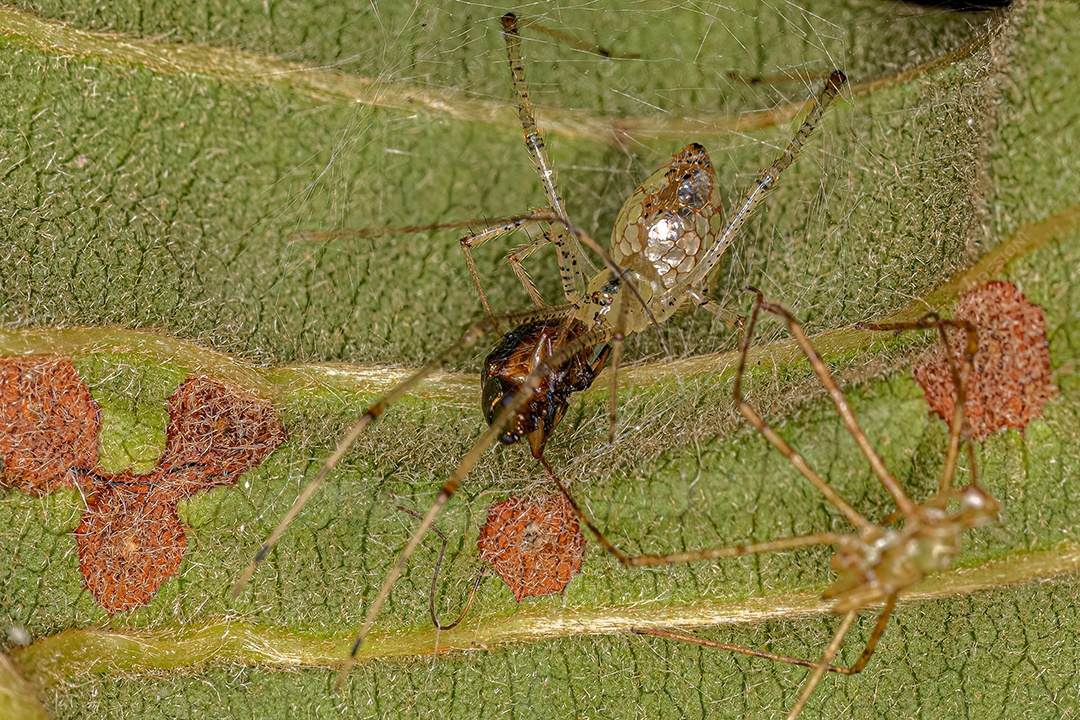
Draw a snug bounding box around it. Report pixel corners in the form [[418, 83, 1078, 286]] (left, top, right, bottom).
[[334, 322, 613, 688], [634, 625, 854, 672], [501, 12, 595, 300], [541, 455, 845, 566], [835, 596, 896, 675], [298, 208, 586, 329], [605, 283, 631, 444], [514, 15, 638, 60], [457, 208, 560, 322], [666, 70, 848, 303], [859, 316, 978, 495], [505, 233, 554, 308], [785, 610, 857, 719], [735, 289, 877, 531], [569, 223, 668, 353], [783, 597, 895, 718], [746, 289, 922, 520], [686, 286, 744, 328], [297, 209, 556, 329], [396, 506, 487, 632], [631, 596, 894, 682], [294, 214, 545, 242], [230, 304, 572, 599]]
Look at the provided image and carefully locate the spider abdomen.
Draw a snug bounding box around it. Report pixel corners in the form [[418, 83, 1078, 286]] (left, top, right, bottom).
[[610, 143, 725, 292]]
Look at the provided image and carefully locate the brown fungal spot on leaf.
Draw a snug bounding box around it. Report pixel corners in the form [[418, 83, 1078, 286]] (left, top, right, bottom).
[[161, 376, 288, 495], [0, 361, 285, 614], [74, 473, 187, 614], [914, 281, 1056, 440], [477, 493, 585, 602], [72, 376, 286, 613], [0, 357, 100, 495]]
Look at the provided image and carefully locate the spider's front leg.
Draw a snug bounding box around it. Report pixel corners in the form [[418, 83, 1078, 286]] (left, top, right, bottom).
[[500, 12, 594, 302], [685, 286, 744, 328], [666, 70, 849, 306], [456, 208, 561, 323]]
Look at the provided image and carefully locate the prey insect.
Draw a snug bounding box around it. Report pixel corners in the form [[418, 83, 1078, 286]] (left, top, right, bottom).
[[231, 12, 848, 687], [548, 288, 1001, 720]]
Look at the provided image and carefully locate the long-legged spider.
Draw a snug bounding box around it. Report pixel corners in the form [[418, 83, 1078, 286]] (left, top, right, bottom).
[[545, 288, 1001, 720], [231, 13, 848, 685]]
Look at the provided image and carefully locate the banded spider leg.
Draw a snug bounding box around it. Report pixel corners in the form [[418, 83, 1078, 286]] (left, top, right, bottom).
[[548, 289, 1000, 719]]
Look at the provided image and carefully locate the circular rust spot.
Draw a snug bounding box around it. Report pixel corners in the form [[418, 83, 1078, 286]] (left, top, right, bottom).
[[477, 493, 585, 601], [0, 357, 100, 495], [914, 281, 1056, 440]]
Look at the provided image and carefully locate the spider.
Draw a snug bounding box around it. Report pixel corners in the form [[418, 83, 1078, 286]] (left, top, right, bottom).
[[545, 288, 1001, 720], [230, 12, 848, 686]]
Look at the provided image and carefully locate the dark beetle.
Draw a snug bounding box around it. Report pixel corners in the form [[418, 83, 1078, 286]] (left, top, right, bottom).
[[482, 318, 611, 458]]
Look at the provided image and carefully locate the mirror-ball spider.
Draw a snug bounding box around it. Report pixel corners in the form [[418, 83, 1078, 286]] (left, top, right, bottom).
[[232, 12, 850, 690]]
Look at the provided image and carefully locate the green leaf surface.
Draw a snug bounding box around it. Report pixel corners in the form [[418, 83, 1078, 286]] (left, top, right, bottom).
[[1, 1, 1079, 718]]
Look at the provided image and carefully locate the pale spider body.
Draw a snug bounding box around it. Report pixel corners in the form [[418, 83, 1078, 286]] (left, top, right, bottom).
[[481, 142, 724, 455], [573, 142, 725, 334], [475, 58, 844, 460], [826, 484, 999, 612], [610, 143, 723, 297], [548, 292, 1003, 719]]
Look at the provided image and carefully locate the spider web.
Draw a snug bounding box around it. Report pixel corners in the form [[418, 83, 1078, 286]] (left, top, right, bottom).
[[3, 2, 1080, 719]]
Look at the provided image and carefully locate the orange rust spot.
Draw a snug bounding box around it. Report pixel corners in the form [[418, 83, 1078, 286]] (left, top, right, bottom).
[[915, 281, 1056, 440], [0, 357, 100, 495], [477, 492, 584, 602], [75, 474, 186, 614], [0, 363, 285, 614], [162, 376, 287, 490]]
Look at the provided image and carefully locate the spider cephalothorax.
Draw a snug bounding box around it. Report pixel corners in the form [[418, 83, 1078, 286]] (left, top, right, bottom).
[[825, 485, 1000, 612]]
